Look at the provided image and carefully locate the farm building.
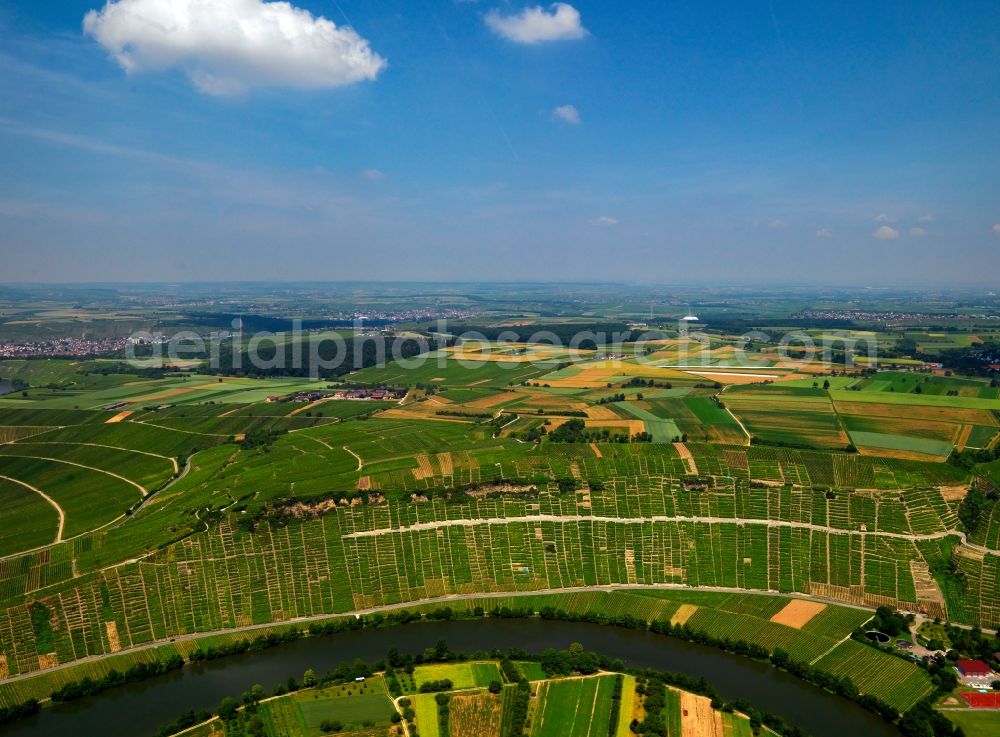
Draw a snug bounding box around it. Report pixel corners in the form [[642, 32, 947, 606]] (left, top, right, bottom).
[[956, 659, 991, 677]]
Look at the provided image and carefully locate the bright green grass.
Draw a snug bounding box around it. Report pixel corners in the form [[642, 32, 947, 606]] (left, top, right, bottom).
[[615, 675, 636, 737], [515, 661, 548, 681], [295, 687, 395, 735], [0, 476, 59, 555], [615, 402, 682, 442], [533, 676, 615, 737], [941, 708, 1000, 737], [664, 687, 682, 737], [0, 454, 141, 537], [414, 693, 441, 737], [722, 711, 755, 737], [413, 661, 502, 690]]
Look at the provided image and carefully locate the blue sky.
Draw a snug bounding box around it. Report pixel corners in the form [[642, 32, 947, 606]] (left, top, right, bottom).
[[0, 0, 998, 284]]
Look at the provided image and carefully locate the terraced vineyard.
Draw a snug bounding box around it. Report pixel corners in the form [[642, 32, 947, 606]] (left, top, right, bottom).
[[0, 356, 996, 733]]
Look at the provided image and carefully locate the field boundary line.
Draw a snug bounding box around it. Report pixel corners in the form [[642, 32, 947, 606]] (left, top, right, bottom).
[[0, 474, 65, 542], [11, 440, 178, 473], [718, 386, 751, 446], [0, 453, 149, 497]]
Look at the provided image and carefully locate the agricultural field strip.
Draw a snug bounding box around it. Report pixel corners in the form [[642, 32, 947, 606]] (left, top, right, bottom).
[[339, 513, 992, 550], [0, 454, 149, 496], [4, 440, 179, 473], [0, 474, 64, 542], [0, 584, 880, 691]]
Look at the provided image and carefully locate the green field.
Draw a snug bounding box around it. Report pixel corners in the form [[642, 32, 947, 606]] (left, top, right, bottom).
[[941, 709, 1000, 737], [532, 676, 616, 737], [414, 692, 441, 737], [413, 661, 502, 691], [295, 681, 395, 735]]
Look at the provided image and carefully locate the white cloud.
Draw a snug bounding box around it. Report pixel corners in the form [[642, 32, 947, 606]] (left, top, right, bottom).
[[552, 104, 581, 124], [83, 0, 386, 95], [815, 228, 833, 238], [918, 213, 935, 222], [486, 3, 588, 44], [993, 224, 1000, 237], [873, 225, 900, 240], [910, 227, 927, 237], [592, 216, 618, 226], [360, 168, 385, 181], [874, 213, 896, 223], [768, 218, 787, 230]]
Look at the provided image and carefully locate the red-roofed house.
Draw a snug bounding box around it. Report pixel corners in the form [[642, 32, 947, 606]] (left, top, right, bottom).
[[956, 659, 992, 677]]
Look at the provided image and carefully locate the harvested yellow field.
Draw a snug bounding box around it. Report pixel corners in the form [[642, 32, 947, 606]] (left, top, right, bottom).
[[584, 419, 646, 435], [679, 690, 725, 737], [684, 371, 781, 385], [437, 452, 454, 475], [671, 604, 698, 625], [955, 424, 973, 452], [584, 405, 620, 419], [105, 621, 121, 652], [769, 599, 826, 629], [105, 409, 133, 423], [413, 454, 435, 480]]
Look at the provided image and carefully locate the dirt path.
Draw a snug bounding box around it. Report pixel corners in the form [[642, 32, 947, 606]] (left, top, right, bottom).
[[343, 445, 364, 471], [0, 474, 65, 542], [673, 442, 698, 474], [0, 454, 148, 497], [716, 386, 752, 446], [340, 511, 988, 549]]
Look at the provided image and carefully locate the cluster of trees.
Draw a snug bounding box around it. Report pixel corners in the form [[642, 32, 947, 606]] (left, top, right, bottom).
[[953, 484, 1000, 535], [51, 653, 185, 702], [625, 377, 673, 388], [598, 393, 629, 404], [937, 623, 1000, 668], [189, 628, 304, 662], [435, 692, 451, 734], [864, 606, 912, 638], [539, 642, 615, 677], [503, 677, 531, 737], [418, 678, 454, 693], [447, 323, 646, 349], [209, 334, 435, 380]]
